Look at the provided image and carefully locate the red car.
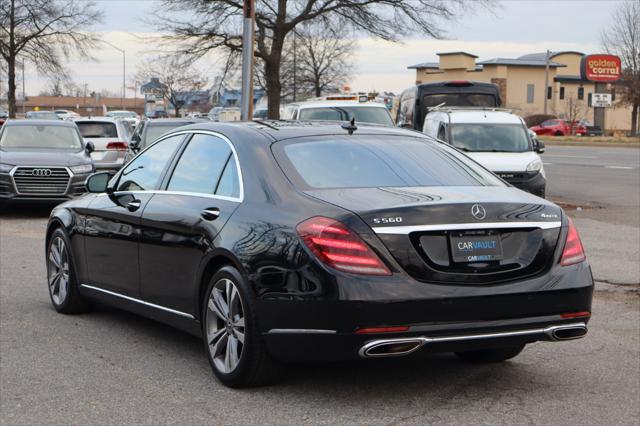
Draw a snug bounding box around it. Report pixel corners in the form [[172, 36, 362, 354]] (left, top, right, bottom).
[[530, 119, 586, 136]]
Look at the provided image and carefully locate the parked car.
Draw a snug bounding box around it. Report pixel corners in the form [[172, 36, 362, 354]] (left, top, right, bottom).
[[46, 121, 592, 387], [283, 100, 394, 127], [423, 108, 546, 197], [585, 125, 604, 137], [252, 107, 268, 120], [397, 81, 501, 130], [146, 110, 169, 119], [0, 120, 94, 204], [207, 107, 223, 121], [106, 110, 140, 128], [0, 107, 8, 120], [54, 110, 80, 120], [73, 117, 132, 171], [129, 118, 206, 154], [529, 119, 585, 136], [25, 111, 61, 120]]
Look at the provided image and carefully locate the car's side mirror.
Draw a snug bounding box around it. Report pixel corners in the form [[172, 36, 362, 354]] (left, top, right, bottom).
[[536, 139, 546, 154], [86, 172, 111, 193], [85, 141, 95, 154]]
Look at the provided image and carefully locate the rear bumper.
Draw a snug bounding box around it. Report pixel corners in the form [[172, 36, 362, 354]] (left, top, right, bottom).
[[258, 263, 593, 361]]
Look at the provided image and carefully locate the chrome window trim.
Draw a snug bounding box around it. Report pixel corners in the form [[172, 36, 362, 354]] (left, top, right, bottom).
[[267, 329, 337, 334], [372, 221, 562, 234], [114, 129, 244, 202], [9, 165, 74, 196], [80, 284, 195, 319]]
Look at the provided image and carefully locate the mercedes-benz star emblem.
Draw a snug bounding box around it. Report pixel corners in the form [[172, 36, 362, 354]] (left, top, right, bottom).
[[471, 204, 486, 220], [32, 169, 52, 177]]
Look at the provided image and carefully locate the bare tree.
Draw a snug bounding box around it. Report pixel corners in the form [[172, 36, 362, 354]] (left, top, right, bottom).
[[154, 0, 484, 119], [39, 74, 77, 97], [0, 0, 103, 117], [602, 0, 640, 135], [296, 26, 355, 98], [134, 56, 208, 117]]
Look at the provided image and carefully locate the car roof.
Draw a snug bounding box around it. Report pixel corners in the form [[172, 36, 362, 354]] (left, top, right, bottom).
[[173, 120, 431, 144], [145, 118, 208, 126], [428, 110, 523, 125], [4, 119, 77, 127], [290, 100, 388, 109], [73, 116, 120, 123]]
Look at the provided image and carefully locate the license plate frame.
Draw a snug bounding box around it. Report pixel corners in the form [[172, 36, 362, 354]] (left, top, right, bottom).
[[449, 232, 503, 263]]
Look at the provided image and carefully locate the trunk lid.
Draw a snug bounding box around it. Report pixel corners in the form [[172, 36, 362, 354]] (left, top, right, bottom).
[[305, 186, 563, 284]]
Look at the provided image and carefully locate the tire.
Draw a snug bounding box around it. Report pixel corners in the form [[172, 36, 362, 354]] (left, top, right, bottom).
[[554, 131, 564, 136], [46, 228, 93, 314], [455, 344, 525, 363], [202, 266, 281, 388]]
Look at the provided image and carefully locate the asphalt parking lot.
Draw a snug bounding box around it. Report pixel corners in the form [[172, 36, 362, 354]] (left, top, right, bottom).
[[1, 144, 639, 425]]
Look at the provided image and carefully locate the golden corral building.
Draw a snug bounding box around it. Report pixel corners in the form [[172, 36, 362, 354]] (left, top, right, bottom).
[[409, 51, 634, 133]]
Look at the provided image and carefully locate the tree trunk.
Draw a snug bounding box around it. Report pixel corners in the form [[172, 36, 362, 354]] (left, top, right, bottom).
[[314, 81, 321, 98], [7, 55, 17, 118], [265, 31, 285, 120], [632, 103, 639, 136]]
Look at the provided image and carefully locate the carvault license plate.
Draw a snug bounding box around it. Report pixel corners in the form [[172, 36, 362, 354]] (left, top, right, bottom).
[[450, 233, 503, 263]]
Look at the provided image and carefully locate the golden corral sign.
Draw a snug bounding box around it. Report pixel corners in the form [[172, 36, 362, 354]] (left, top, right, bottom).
[[580, 54, 622, 82]]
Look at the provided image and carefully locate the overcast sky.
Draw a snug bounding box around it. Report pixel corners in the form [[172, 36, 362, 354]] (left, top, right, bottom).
[[20, 0, 627, 97]]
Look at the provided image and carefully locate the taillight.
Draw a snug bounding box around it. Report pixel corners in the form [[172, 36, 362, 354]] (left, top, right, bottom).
[[296, 216, 391, 276], [560, 217, 586, 266], [106, 141, 128, 150]]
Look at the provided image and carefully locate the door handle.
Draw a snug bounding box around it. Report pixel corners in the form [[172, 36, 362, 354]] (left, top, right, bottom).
[[201, 208, 220, 221], [126, 200, 141, 211]]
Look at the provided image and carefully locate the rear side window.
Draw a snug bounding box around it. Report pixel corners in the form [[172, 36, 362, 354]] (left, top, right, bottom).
[[298, 107, 393, 127], [274, 136, 504, 190], [76, 122, 118, 138], [167, 134, 240, 198]]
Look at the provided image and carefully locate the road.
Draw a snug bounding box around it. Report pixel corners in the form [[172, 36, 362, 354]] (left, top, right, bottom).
[[1, 144, 639, 425], [544, 145, 640, 209]]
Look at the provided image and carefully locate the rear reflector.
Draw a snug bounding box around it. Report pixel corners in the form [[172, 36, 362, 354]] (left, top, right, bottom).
[[560, 311, 591, 319], [560, 217, 586, 266], [445, 80, 473, 87], [106, 141, 128, 150], [296, 216, 391, 276], [356, 326, 409, 334]]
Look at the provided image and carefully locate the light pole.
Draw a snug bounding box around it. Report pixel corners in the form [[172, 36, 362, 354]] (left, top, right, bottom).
[[240, 0, 255, 120], [103, 40, 126, 110]]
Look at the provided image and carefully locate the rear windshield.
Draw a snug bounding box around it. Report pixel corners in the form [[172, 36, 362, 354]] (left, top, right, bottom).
[[0, 125, 82, 150], [450, 123, 531, 152], [76, 121, 118, 138], [422, 94, 497, 108], [274, 136, 504, 189], [298, 107, 394, 127]]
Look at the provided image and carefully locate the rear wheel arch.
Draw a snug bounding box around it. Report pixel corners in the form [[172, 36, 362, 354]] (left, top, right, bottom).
[[197, 253, 249, 321]]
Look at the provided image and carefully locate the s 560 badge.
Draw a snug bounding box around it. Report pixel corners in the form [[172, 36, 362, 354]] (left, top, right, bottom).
[[373, 217, 403, 224]]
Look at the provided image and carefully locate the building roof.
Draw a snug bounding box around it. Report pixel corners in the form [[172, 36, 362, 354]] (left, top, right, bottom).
[[554, 75, 588, 83], [477, 58, 566, 68], [518, 51, 585, 61], [436, 51, 478, 58], [23, 95, 144, 110], [407, 62, 483, 71]]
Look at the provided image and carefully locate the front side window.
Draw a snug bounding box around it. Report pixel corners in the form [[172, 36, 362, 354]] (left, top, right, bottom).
[[274, 135, 504, 190], [0, 125, 83, 150], [116, 135, 183, 191], [450, 123, 530, 153], [167, 134, 240, 198]]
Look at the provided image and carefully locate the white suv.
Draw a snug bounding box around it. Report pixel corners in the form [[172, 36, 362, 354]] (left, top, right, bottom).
[[423, 108, 546, 197], [283, 100, 394, 127], [73, 117, 132, 171]]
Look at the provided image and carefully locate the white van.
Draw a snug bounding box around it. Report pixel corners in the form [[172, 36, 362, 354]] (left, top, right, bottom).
[[423, 108, 546, 197]]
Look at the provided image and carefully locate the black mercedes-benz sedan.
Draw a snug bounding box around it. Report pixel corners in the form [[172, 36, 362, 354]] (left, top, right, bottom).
[[45, 121, 593, 387], [0, 120, 95, 204]]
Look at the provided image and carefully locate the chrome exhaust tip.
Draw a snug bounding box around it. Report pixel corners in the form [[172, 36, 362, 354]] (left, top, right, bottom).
[[546, 323, 588, 341], [359, 338, 425, 358]]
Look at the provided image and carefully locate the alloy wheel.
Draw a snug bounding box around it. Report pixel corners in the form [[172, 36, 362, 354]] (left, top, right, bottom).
[[47, 236, 70, 305], [206, 278, 245, 374]]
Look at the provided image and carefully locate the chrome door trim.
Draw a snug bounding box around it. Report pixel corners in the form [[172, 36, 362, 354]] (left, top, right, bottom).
[[117, 129, 244, 202], [267, 328, 337, 334], [80, 284, 195, 319], [372, 221, 562, 234]]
